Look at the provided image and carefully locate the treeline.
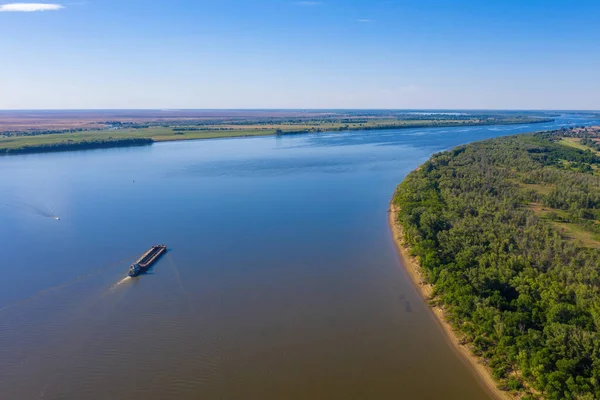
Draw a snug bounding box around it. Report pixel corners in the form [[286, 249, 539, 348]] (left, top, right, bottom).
[[1, 138, 153, 155], [393, 129, 600, 399], [1, 128, 90, 138], [582, 137, 600, 152], [172, 127, 234, 132], [274, 118, 553, 136], [2, 114, 553, 138]]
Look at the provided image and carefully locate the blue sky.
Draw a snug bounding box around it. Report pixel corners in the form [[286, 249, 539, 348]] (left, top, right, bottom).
[[1, 0, 599, 109]]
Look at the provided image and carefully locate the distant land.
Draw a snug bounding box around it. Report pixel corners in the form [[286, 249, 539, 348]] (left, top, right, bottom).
[[0, 110, 557, 155], [391, 126, 600, 399]]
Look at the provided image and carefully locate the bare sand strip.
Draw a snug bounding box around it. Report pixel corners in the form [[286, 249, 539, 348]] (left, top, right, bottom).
[[388, 203, 514, 400]]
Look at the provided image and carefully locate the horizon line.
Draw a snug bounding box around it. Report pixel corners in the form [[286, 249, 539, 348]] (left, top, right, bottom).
[[0, 108, 598, 112]]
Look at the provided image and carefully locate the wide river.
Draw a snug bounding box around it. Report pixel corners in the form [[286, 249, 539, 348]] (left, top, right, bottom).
[[1, 114, 599, 399]]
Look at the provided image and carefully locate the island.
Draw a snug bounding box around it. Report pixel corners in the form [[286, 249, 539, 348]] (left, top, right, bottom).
[[0, 110, 553, 155], [390, 126, 600, 399]]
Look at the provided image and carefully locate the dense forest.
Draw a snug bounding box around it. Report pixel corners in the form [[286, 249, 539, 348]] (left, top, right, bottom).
[[393, 127, 600, 399]]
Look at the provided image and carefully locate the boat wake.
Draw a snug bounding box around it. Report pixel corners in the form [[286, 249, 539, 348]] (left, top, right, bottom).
[[1, 200, 60, 221], [20, 202, 58, 219], [114, 277, 131, 287], [166, 254, 195, 313], [0, 252, 144, 314]]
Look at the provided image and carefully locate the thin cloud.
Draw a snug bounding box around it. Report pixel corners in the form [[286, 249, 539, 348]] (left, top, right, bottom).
[[0, 3, 64, 12], [357, 19, 375, 23], [294, 1, 323, 5]]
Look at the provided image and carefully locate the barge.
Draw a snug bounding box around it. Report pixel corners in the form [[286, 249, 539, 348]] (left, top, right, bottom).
[[128, 245, 167, 277]]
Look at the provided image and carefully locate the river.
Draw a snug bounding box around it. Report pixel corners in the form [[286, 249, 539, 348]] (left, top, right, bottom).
[[1, 114, 598, 399]]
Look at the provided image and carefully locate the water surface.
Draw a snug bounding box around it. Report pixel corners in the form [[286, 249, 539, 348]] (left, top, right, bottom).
[[1, 114, 598, 399]]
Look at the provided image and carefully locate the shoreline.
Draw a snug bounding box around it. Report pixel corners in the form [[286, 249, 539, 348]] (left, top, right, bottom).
[[388, 203, 513, 400], [0, 118, 553, 156]]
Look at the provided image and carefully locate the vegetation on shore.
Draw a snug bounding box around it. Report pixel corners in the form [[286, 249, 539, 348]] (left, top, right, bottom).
[[392, 127, 600, 399], [0, 128, 264, 153], [0, 112, 552, 154], [0, 138, 153, 155], [273, 115, 552, 136]]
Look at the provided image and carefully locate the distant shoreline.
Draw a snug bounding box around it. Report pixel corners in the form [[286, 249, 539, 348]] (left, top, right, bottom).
[[0, 138, 153, 156], [0, 117, 553, 156], [388, 203, 512, 400]]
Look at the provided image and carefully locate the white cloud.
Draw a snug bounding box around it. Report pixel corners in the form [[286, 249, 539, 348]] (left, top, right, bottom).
[[357, 19, 375, 23], [0, 3, 64, 12], [294, 1, 322, 5]]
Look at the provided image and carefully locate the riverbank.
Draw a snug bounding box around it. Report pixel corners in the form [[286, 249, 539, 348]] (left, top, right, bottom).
[[0, 115, 553, 155], [0, 137, 153, 155], [391, 128, 600, 398], [388, 203, 513, 400]]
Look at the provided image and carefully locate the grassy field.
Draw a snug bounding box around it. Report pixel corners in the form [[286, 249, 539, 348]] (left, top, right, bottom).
[[559, 137, 600, 154], [519, 182, 555, 195], [553, 221, 600, 249], [528, 203, 600, 248]]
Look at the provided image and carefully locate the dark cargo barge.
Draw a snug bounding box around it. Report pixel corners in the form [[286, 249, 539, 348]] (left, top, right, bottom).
[[128, 245, 167, 277]]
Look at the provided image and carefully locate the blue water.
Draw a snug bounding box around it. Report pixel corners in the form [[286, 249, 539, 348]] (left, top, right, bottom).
[[0, 114, 598, 399]]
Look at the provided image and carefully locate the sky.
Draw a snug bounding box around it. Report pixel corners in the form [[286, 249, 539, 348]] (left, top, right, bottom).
[[0, 0, 599, 110]]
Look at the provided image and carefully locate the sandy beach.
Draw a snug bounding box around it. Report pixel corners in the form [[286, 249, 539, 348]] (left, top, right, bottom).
[[388, 203, 514, 400]]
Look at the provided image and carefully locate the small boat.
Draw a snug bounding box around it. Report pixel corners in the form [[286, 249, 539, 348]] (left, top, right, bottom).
[[128, 245, 167, 277]]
